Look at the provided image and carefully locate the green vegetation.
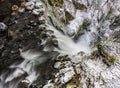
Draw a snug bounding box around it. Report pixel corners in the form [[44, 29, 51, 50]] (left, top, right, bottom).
[[74, 20, 91, 39], [107, 55, 116, 63], [89, 50, 99, 59], [113, 31, 120, 42], [113, 15, 120, 25], [48, 0, 64, 7], [96, 42, 103, 50], [61, 10, 74, 24], [102, 78, 107, 85], [96, 41, 116, 64], [72, 0, 87, 10]]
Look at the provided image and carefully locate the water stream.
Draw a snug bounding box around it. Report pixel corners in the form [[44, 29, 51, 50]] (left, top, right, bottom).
[[0, 0, 119, 88]]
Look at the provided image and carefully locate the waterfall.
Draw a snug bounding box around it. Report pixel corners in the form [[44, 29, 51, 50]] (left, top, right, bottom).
[[0, 0, 120, 88]]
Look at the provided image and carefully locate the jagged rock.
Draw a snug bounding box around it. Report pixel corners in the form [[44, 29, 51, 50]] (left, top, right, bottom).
[[0, 0, 120, 88]]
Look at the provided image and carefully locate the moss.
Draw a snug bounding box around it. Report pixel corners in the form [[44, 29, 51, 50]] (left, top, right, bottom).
[[62, 74, 79, 88], [72, 0, 87, 10], [113, 31, 120, 42], [96, 42, 103, 50], [61, 11, 74, 24], [74, 20, 91, 40], [66, 84, 76, 88], [108, 55, 116, 63], [89, 50, 99, 59], [48, 0, 64, 7], [75, 3, 87, 10], [96, 41, 116, 64], [113, 15, 120, 25], [102, 78, 107, 85]]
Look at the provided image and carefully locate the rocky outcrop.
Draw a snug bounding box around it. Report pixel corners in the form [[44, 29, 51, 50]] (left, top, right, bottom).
[[0, 0, 120, 88]]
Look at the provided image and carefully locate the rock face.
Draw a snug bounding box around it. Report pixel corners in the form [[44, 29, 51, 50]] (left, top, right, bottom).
[[0, 0, 120, 88], [0, 0, 21, 21]]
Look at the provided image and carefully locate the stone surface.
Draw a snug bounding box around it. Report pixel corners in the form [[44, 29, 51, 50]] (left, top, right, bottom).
[[0, 0, 120, 88], [0, 22, 7, 30], [25, 1, 35, 10]]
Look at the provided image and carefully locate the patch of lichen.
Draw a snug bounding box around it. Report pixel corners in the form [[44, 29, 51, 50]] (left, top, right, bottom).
[[96, 42, 103, 50], [72, 0, 87, 10], [74, 20, 91, 40], [55, 64, 80, 88], [107, 55, 116, 63], [61, 10, 74, 24], [102, 78, 107, 85], [113, 31, 120, 42], [48, 0, 64, 7], [66, 75, 79, 88], [89, 50, 99, 59], [96, 41, 116, 64], [113, 15, 120, 25], [62, 74, 80, 88]]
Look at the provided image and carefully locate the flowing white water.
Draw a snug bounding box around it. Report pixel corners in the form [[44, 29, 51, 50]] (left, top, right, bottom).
[[47, 25, 92, 55], [0, 0, 120, 88], [0, 24, 93, 88]]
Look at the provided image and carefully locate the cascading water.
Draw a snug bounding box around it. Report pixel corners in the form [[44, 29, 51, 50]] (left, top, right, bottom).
[[0, 0, 120, 88]]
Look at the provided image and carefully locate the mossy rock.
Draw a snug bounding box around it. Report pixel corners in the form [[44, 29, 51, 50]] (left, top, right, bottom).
[[72, 0, 87, 10], [61, 11, 74, 24], [96, 42, 103, 50], [113, 31, 120, 42], [108, 55, 116, 63], [48, 0, 64, 7], [74, 20, 90, 40], [75, 3, 87, 10], [78, 20, 90, 33], [61, 74, 79, 88], [89, 50, 99, 59], [66, 83, 76, 88], [113, 15, 120, 25]]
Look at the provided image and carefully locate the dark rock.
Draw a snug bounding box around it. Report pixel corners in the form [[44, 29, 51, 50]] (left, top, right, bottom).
[[0, 0, 21, 21]]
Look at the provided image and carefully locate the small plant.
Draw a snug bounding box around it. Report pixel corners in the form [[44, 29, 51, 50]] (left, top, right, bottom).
[[74, 20, 91, 40], [48, 0, 64, 7], [96, 41, 117, 64], [96, 42, 103, 50], [72, 0, 87, 10], [89, 50, 99, 59], [61, 10, 74, 24], [108, 55, 116, 63], [102, 78, 107, 85]]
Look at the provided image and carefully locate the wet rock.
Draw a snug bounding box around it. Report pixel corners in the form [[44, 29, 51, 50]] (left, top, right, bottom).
[[110, 15, 120, 30], [0, 22, 7, 30], [25, 1, 35, 10], [35, 2, 43, 9], [32, 9, 41, 15], [32, 7, 45, 15], [73, 1, 87, 10], [18, 7, 25, 13]]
